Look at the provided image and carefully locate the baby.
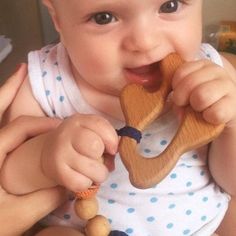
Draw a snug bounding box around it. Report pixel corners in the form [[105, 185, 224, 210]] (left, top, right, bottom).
[[1, 0, 236, 235]]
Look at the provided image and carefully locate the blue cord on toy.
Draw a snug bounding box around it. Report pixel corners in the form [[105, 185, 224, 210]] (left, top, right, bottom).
[[109, 230, 129, 236], [116, 126, 142, 143]]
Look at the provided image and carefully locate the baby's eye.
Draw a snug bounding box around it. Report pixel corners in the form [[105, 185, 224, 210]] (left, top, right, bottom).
[[159, 0, 180, 13], [92, 12, 117, 25]]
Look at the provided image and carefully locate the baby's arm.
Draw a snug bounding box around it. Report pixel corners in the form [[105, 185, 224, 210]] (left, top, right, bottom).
[[208, 56, 236, 196], [1, 76, 118, 195], [172, 55, 236, 195]]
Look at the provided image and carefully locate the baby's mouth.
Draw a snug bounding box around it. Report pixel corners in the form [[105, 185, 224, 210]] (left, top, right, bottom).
[[124, 62, 161, 89]]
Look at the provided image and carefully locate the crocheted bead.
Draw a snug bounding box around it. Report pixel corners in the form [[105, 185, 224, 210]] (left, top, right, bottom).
[[75, 185, 100, 200]]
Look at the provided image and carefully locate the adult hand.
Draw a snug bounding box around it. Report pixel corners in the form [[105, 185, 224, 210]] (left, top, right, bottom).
[[0, 64, 67, 236]]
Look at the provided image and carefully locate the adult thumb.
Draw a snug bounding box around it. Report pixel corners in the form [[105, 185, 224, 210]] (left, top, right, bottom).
[[1, 186, 67, 236]]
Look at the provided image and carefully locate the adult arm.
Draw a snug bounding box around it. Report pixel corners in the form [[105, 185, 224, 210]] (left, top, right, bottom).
[[0, 65, 67, 236]]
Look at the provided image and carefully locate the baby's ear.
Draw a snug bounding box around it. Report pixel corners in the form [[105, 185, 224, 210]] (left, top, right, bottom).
[[42, 0, 61, 32]]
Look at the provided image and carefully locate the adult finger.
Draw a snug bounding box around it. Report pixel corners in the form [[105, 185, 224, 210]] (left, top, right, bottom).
[[0, 63, 27, 116], [0, 116, 61, 167]]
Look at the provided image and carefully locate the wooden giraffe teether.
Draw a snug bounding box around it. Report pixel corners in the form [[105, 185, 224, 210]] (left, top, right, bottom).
[[118, 53, 225, 189]]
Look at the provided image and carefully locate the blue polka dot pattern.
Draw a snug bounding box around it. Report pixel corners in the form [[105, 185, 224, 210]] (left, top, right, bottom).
[[200, 170, 205, 176], [186, 181, 192, 187], [59, 96, 65, 102], [166, 223, 174, 229], [110, 183, 118, 189], [45, 90, 50, 96], [186, 209, 192, 215], [42, 71, 47, 77], [127, 208, 135, 213], [144, 149, 151, 153], [168, 203, 176, 209], [108, 199, 115, 204], [170, 173, 177, 179], [188, 192, 194, 196], [56, 76, 62, 81], [146, 216, 155, 222], [160, 140, 167, 145], [202, 196, 208, 202], [125, 228, 133, 234], [183, 229, 191, 235], [150, 197, 158, 203]]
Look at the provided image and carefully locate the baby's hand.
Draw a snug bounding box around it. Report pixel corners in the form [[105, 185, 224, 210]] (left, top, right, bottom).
[[41, 114, 118, 192], [171, 59, 236, 127]]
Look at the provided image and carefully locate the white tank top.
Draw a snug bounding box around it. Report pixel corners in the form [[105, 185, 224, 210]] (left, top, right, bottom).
[[28, 43, 230, 236]]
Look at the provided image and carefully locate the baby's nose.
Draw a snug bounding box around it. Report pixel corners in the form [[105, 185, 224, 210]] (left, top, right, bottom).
[[122, 20, 161, 54]]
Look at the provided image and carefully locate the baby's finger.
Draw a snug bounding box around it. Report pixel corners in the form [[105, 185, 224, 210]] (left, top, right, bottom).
[[190, 78, 233, 112], [203, 96, 234, 125], [72, 126, 105, 160], [58, 165, 93, 192], [172, 59, 211, 89], [68, 153, 109, 184], [0, 63, 27, 116], [74, 114, 119, 155], [172, 63, 225, 106]]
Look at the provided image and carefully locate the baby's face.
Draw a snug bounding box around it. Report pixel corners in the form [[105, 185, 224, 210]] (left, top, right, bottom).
[[47, 0, 202, 96]]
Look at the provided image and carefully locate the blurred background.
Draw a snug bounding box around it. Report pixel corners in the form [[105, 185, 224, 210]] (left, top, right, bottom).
[[0, 0, 236, 82]]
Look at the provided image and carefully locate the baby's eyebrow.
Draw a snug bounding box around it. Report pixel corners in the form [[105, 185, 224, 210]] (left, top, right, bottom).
[[179, 0, 191, 3]]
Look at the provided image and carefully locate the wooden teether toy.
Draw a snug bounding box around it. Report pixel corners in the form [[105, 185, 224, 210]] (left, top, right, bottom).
[[118, 53, 225, 189]]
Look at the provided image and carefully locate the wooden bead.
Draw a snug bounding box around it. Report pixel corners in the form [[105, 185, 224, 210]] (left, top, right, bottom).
[[74, 197, 98, 220], [85, 215, 111, 236]]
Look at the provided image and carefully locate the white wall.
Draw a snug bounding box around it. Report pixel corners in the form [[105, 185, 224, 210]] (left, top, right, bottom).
[[203, 0, 236, 27], [38, 0, 58, 44]]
